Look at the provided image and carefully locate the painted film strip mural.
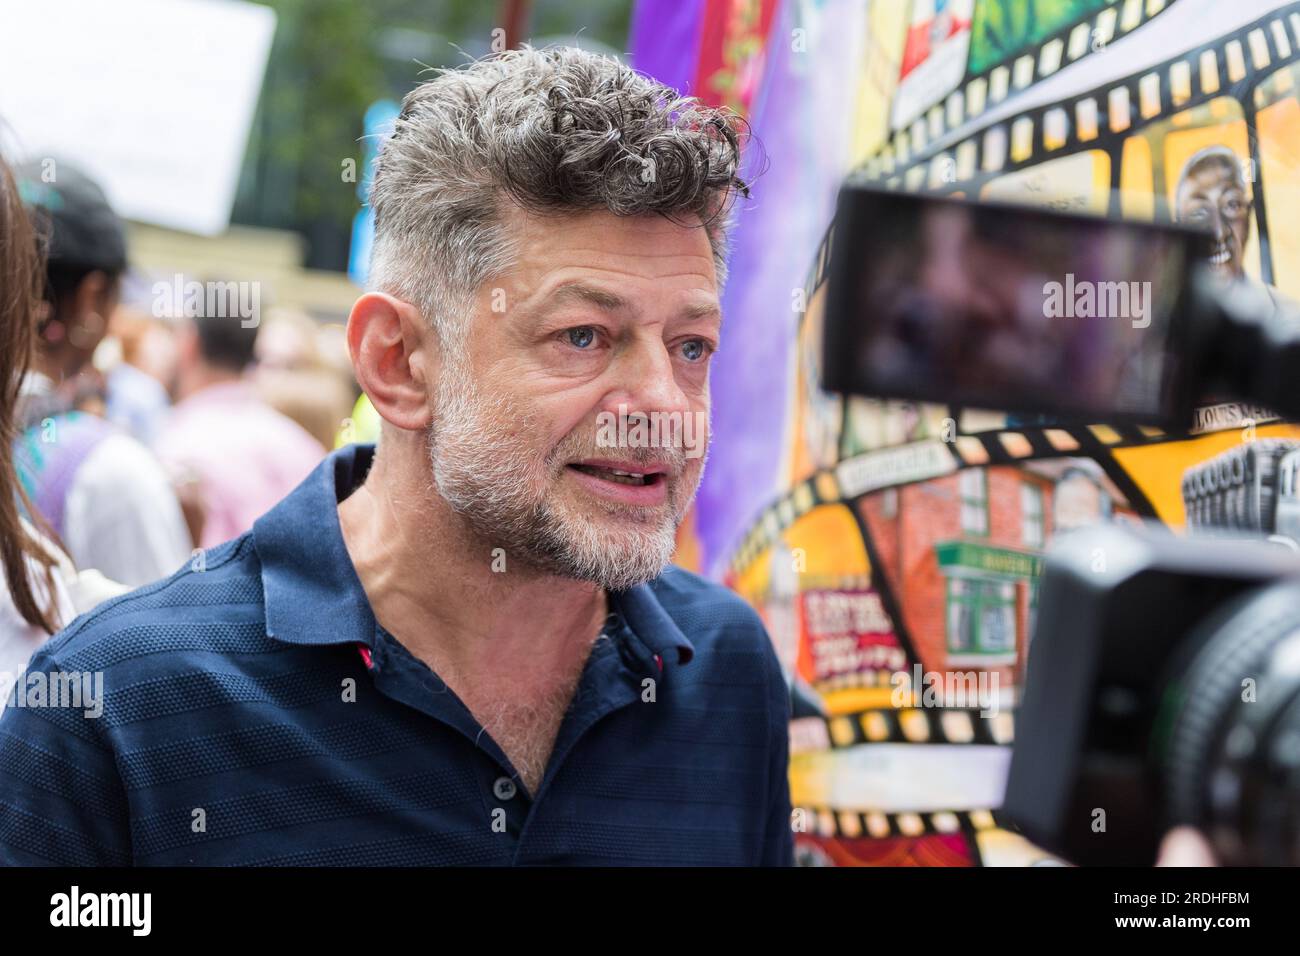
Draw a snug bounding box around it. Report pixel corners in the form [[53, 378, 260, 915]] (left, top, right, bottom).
[[884, 0, 1178, 174], [727, 0, 1300, 867], [792, 807, 1011, 867], [797, 806, 1000, 840], [866, 3, 1300, 294]]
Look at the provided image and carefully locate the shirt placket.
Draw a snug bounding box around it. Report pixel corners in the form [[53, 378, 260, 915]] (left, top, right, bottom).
[[358, 627, 526, 860], [355, 607, 665, 865], [512, 609, 665, 864]]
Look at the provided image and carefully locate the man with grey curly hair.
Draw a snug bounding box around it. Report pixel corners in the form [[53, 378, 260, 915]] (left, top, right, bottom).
[[361, 44, 743, 599], [0, 46, 794, 867]]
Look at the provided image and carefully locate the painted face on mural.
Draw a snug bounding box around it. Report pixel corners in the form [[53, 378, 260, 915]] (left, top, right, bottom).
[[1175, 154, 1252, 279]]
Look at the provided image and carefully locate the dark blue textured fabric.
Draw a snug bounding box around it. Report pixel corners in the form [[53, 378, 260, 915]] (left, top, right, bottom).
[[0, 443, 793, 866]]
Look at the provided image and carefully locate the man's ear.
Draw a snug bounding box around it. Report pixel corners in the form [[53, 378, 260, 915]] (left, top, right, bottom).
[[347, 291, 435, 431]]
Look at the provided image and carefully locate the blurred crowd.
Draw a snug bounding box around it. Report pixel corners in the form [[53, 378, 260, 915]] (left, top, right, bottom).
[[1, 156, 374, 669]]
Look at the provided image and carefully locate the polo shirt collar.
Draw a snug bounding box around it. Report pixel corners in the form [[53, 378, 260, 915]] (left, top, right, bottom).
[[253, 443, 379, 648], [253, 442, 697, 666], [609, 582, 695, 666]]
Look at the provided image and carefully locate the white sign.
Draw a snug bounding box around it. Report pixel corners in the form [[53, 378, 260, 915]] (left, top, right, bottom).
[[835, 439, 957, 499], [0, 0, 276, 236]]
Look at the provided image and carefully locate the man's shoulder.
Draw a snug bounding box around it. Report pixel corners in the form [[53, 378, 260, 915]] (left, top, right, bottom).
[[30, 533, 269, 674], [648, 566, 788, 723], [648, 565, 772, 652], [650, 564, 763, 618]]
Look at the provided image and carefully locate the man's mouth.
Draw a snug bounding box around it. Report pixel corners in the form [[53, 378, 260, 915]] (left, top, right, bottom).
[[566, 461, 666, 487], [1209, 243, 1232, 266]]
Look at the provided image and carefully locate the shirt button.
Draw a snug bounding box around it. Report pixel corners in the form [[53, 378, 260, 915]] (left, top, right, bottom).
[[493, 776, 517, 801]]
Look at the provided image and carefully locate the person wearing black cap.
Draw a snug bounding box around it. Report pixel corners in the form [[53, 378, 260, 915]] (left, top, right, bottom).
[[12, 160, 190, 587], [0, 152, 127, 676], [14, 161, 127, 407]]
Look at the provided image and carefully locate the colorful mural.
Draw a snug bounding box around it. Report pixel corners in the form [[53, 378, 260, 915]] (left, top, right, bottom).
[[632, 0, 1300, 865]]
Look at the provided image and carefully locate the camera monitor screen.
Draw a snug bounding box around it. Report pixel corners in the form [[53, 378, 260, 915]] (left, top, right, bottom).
[[822, 186, 1207, 425]]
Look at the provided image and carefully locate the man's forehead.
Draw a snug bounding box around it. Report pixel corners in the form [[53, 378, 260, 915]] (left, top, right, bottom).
[[1182, 164, 1246, 194], [494, 205, 720, 304], [506, 203, 712, 262]]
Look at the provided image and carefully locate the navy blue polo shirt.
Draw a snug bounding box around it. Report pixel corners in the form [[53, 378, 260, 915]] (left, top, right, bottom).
[[0, 444, 793, 866]]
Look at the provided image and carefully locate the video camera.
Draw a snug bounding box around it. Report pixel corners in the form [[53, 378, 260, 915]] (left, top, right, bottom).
[[822, 184, 1300, 865]]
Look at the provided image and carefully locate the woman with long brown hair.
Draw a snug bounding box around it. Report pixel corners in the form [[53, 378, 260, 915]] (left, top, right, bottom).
[[0, 155, 66, 636], [0, 154, 121, 671]]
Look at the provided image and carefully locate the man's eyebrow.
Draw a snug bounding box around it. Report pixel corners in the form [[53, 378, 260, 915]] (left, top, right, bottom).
[[681, 299, 723, 323], [544, 283, 630, 313], [537, 282, 722, 325]]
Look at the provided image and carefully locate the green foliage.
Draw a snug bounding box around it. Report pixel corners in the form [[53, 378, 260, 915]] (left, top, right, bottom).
[[233, 0, 632, 269]]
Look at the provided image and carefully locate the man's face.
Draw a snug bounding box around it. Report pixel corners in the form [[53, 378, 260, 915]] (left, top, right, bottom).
[[427, 207, 720, 590], [1176, 161, 1251, 278]]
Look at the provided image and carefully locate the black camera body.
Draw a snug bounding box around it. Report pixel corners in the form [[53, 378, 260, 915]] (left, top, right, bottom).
[[823, 184, 1300, 427], [1001, 523, 1300, 865], [821, 183, 1300, 865]]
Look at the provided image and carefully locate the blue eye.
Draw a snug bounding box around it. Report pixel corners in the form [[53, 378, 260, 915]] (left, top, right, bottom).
[[567, 327, 596, 349], [681, 339, 707, 361]]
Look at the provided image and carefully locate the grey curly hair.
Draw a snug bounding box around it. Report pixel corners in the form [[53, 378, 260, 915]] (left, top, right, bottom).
[[367, 45, 750, 349]]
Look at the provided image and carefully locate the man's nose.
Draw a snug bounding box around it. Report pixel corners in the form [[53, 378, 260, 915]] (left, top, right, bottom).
[[1210, 207, 1227, 241], [614, 339, 692, 417]]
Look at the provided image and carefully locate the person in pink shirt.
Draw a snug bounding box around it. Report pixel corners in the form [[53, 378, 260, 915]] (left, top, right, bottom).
[[154, 292, 327, 549]]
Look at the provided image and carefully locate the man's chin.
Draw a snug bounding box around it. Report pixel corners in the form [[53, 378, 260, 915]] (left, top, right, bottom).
[[536, 505, 679, 590], [572, 558, 671, 592], [545, 544, 673, 591]]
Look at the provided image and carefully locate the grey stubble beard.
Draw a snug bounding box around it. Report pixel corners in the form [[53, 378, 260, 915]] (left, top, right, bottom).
[[427, 354, 705, 591]]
